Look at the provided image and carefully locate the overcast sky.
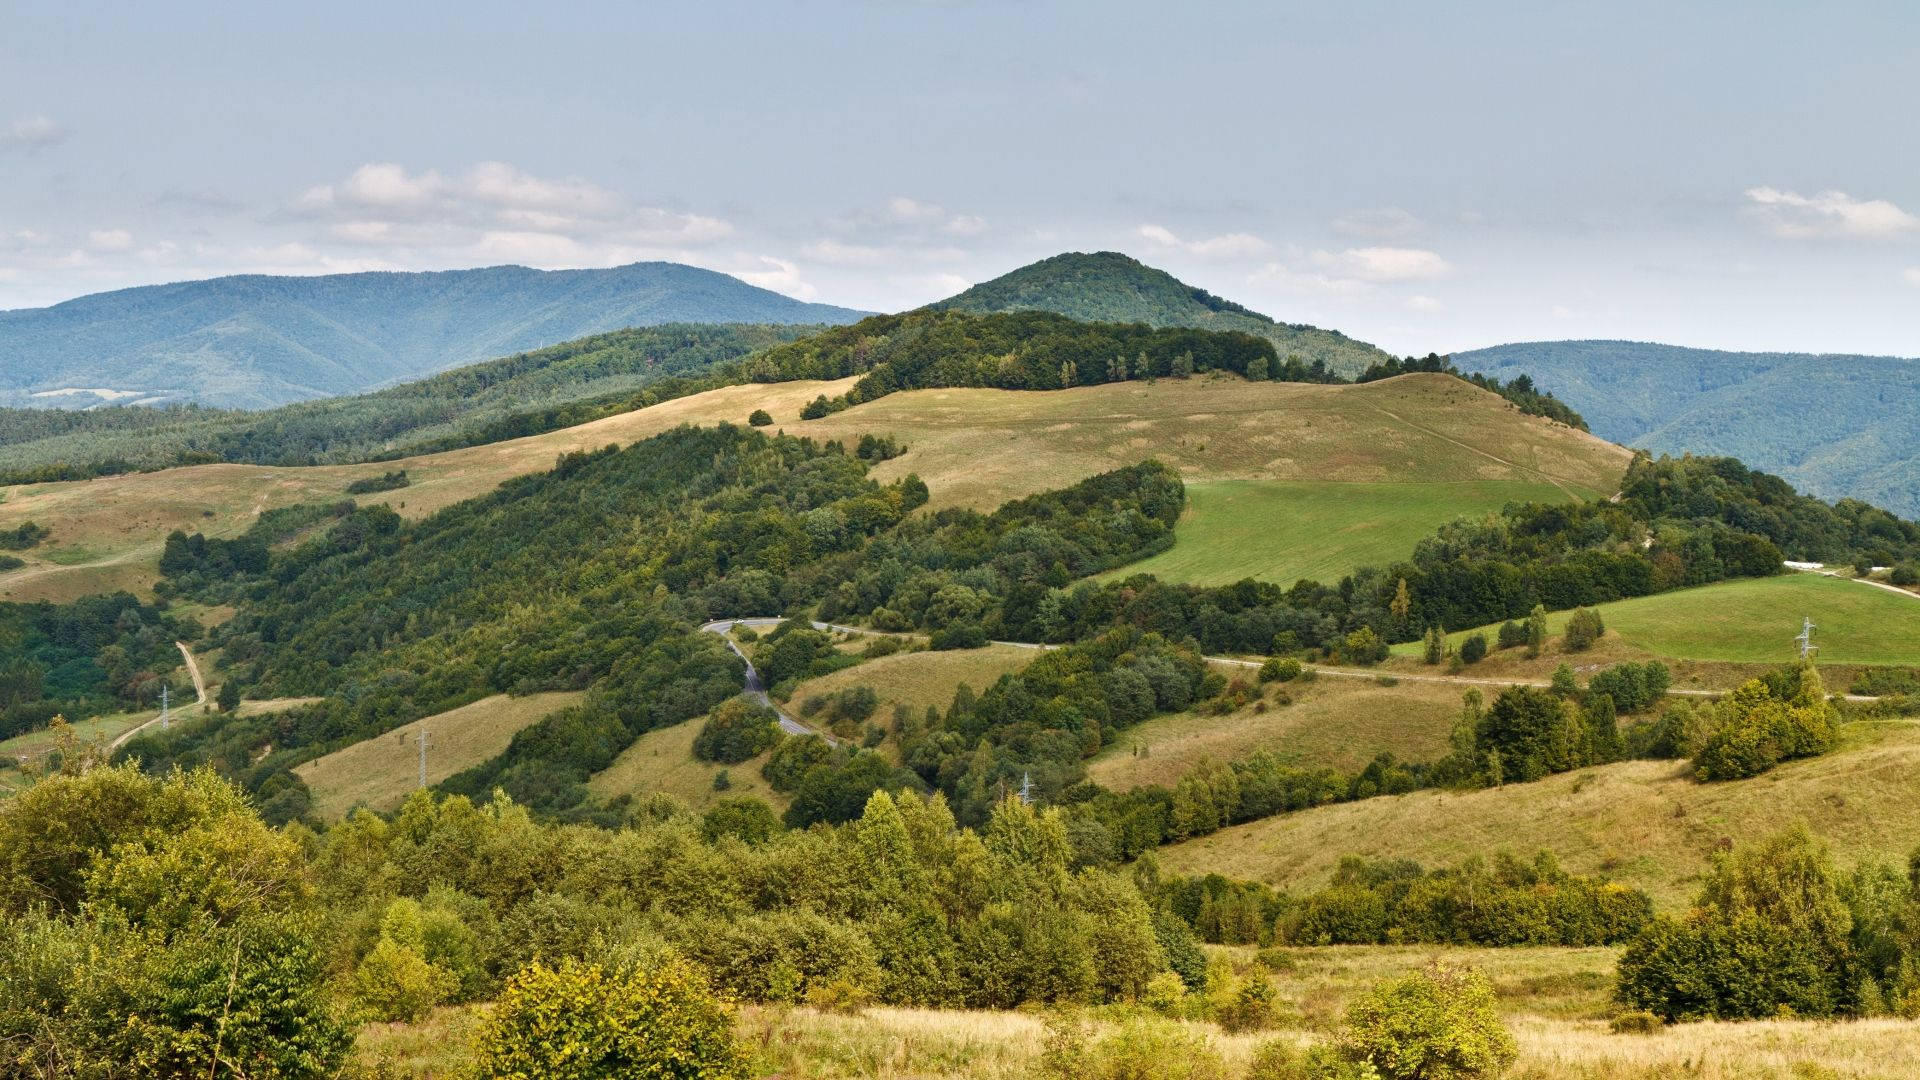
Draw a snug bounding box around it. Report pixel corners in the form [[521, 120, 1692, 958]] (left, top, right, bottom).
[[4, 0, 1918, 357]]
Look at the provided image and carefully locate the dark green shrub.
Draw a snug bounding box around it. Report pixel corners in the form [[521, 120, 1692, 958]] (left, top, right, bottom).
[[1459, 634, 1488, 664], [747, 408, 773, 426], [1563, 607, 1605, 650], [692, 697, 782, 764]]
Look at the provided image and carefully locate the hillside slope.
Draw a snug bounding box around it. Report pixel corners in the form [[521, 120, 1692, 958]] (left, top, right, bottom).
[[1455, 340, 1920, 517], [0, 262, 865, 409], [934, 252, 1391, 377], [1158, 720, 1920, 910], [0, 372, 1630, 602]]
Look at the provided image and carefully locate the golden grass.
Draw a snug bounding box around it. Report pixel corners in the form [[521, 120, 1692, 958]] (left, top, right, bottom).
[[0, 379, 856, 604], [1158, 720, 1920, 911], [347, 981, 1920, 1080], [2, 372, 1629, 602], [1091, 674, 1469, 790], [586, 714, 788, 812], [294, 691, 583, 820], [786, 644, 1038, 715]]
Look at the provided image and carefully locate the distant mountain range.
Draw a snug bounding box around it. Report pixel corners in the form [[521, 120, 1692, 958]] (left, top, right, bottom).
[[0, 263, 867, 409], [1456, 340, 1920, 517], [934, 251, 1392, 377]]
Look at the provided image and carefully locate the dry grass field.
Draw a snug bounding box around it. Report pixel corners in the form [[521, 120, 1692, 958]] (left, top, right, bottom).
[[784, 644, 1038, 714], [1, 372, 1629, 602], [294, 691, 584, 820], [349, 945, 1920, 1079], [1157, 719, 1920, 910], [0, 379, 856, 603], [1090, 673, 1469, 790], [586, 713, 787, 812]]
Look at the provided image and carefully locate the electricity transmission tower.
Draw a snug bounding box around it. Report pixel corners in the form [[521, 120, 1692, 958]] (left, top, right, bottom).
[[416, 729, 429, 789], [1795, 617, 1817, 661], [160, 684, 170, 730]]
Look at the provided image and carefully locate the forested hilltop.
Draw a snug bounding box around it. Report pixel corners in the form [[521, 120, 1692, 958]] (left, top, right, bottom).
[[933, 251, 1392, 377], [0, 324, 812, 482], [0, 261, 866, 409], [1457, 339, 1920, 517]]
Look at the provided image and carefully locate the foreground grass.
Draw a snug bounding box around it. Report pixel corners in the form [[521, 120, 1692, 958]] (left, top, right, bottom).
[[294, 691, 584, 819], [351, 945, 1920, 1078], [1091, 674, 1467, 789], [1393, 573, 1920, 668], [1158, 719, 1920, 911], [1110, 477, 1580, 588]]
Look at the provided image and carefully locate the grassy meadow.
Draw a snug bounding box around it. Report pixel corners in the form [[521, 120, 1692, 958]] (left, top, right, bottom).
[[1, 371, 1629, 603], [1157, 718, 1920, 911], [294, 691, 584, 819], [1391, 572, 1920, 668], [1090, 672, 1469, 790], [348, 944, 1920, 1079], [586, 713, 787, 812], [1109, 477, 1577, 587], [783, 643, 1039, 713]]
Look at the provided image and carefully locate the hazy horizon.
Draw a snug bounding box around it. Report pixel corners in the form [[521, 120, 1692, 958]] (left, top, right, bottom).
[[5, 0, 1918, 358]]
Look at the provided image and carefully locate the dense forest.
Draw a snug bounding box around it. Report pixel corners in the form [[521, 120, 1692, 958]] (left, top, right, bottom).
[[931, 250, 1393, 377], [0, 594, 198, 741]]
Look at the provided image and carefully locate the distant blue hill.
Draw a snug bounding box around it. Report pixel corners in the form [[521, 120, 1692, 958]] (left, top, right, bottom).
[[1455, 340, 1920, 518], [0, 262, 866, 409]]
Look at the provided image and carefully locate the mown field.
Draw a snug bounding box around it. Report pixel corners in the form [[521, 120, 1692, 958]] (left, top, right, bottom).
[[1090, 672, 1469, 790], [1157, 718, 1920, 911], [0, 372, 1629, 603], [295, 691, 584, 819], [1391, 572, 1920, 668], [1108, 477, 1577, 587], [783, 643, 1039, 714], [349, 944, 1920, 1079]]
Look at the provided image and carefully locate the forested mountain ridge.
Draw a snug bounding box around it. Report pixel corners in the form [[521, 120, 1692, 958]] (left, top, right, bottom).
[[933, 251, 1392, 377], [0, 323, 815, 479], [1455, 340, 1920, 517], [0, 262, 866, 409]]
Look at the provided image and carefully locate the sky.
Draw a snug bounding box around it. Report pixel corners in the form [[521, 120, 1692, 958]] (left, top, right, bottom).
[[3, 0, 1918, 357]]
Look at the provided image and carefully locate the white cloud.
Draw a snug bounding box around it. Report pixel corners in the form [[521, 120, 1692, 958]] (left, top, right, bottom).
[[1405, 294, 1444, 312], [1745, 187, 1918, 239], [1310, 246, 1452, 283], [287, 161, 732, 268], [831, 196, 988, 242], [1332, 208, 1422, 239], [942, 214, 988, 237], [1247, 262, 1372, 297], [87, 229, 134, 252], [1137, 223, 1269, 259], [1551, 304, 1583, 320], [0, 115, 69, 153], [1904, 267, 1920, 288]]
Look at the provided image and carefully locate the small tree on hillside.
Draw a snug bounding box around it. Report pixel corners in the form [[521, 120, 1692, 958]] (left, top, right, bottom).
[[747, 408, 773, 427], [1422, 626, 1446, 666], [1246, 355, 1270, 381], [1563, 607, 1605, 651], [1524, 604, 1549, 658], [473, 958, 748, 1080], [216, 680, 241, 714], [1390, 578, 1412, 631]]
